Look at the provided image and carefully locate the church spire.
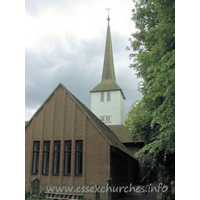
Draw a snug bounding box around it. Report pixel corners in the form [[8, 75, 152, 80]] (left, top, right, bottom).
[[90, 10, 125, 99], [101, 9, 116, 82], [90, 10, 126, 125]]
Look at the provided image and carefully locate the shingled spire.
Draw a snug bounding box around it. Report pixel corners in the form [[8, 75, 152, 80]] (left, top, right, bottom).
[[102, 13, 115, 81], [90, 12, 125, 99]]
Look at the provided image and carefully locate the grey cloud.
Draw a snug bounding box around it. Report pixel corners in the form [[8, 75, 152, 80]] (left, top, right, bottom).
[[25, 31, 142, 120], [26, 34, 104, 115]]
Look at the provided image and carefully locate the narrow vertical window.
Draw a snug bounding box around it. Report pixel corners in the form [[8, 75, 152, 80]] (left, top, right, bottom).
[[106, 116, 111, 122], [53, 141, 60, 175], [64, 141, 71, 175], [107, 91, 111, 101], [100, 92, 104, 102], [100, 116, 105, 122], [75, 140, 83, 175], [32, 141, 40, 174], [42, 141, 50, 175]]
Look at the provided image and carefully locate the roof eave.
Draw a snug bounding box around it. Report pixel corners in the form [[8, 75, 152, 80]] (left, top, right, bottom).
[[90, 88, 126, 100]]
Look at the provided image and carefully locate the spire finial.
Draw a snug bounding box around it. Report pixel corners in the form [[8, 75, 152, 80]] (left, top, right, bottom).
[[105, 8, 111, 21]]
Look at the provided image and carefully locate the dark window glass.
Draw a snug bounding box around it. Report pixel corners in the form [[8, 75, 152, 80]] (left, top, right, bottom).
[[32, 141, 40, 174], [53, 141, 60, 175], [75, 140, 83, 175], [64, 141, 71, 175], [42, 141, 50, 175]]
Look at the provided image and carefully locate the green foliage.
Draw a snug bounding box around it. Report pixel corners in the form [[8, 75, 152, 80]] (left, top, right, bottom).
[[25, 190, 47, 200], [126, 0, 175, 199]]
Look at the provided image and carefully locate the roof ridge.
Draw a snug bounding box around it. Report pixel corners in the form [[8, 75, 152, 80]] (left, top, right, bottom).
[[25, 83, 62, 128]]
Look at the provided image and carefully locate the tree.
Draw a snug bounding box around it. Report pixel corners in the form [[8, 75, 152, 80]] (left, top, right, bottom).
[[126, 0, 175, 199]]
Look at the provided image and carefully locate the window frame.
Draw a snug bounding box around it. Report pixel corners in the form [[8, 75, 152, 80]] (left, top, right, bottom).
[[32, 141, 40, 175], [100, 92, 104, 102], [100, 116, 105, 122], [42, 141, 50, 175], [52, 141, 61, 176], [63, 140, 72, 176], [100, 115, 111, 123], [107, 91, 111, 101], [106, 116, 111, 122], [75, 140, 83, 176]]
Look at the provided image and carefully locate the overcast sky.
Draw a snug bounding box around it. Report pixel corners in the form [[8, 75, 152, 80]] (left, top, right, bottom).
[[25, 0, 143, 121]]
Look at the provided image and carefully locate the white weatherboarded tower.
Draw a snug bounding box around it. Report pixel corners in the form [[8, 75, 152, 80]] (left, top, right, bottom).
[[90, 14, 125, 125]]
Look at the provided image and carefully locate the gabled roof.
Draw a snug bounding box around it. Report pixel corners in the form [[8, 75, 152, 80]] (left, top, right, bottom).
[[108, 125, 144, 143], [26, 83, 132, 157], [90, 80, 125, 99], [108, 125, 133, 143]]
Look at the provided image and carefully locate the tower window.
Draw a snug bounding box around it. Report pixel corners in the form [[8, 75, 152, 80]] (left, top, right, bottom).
[[53, 141, 61, 175], [100, 92, 104, 102], [106, 116, 111, 122], [64, 140, 71, 175], [100, 116, 105, 121], [107, 91, 111, 101], [32, 141, 40, 174], [42, 141, 50, 175], [100, 116, 111, 123]]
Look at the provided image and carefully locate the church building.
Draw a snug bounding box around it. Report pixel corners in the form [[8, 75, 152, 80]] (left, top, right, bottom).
[[90, 14, 125, 126], [25, 14, 145, 200]]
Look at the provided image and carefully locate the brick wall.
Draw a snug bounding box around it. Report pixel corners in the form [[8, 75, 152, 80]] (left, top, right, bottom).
[[25, 85, 110, 200]]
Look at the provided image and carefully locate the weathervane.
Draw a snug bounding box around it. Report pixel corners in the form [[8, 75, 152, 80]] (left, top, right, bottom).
[[105, 8, 111, 21]]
